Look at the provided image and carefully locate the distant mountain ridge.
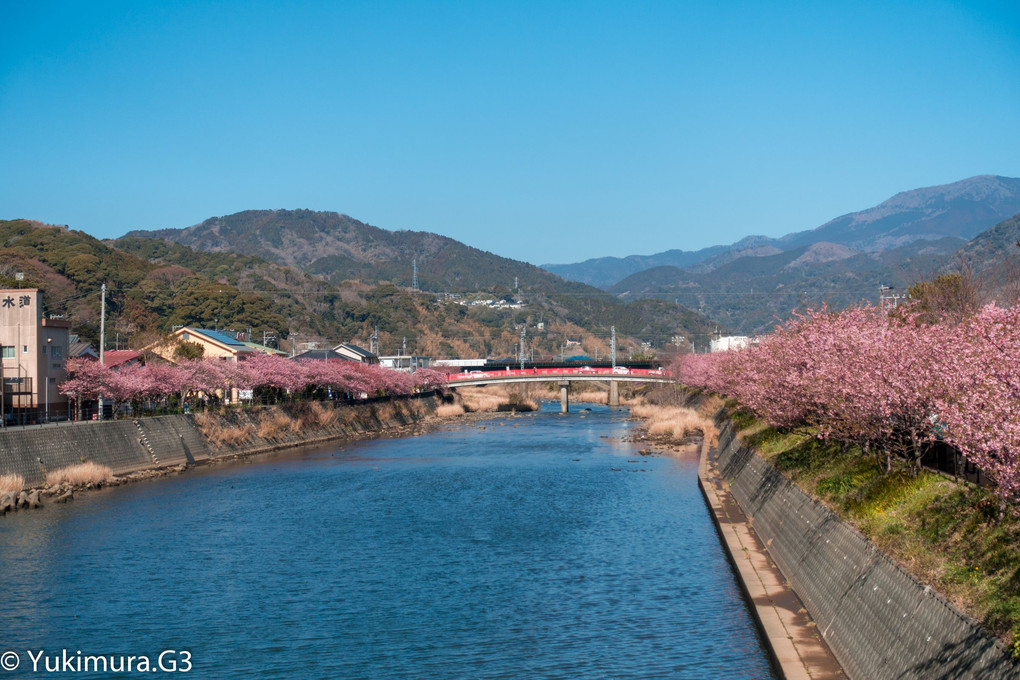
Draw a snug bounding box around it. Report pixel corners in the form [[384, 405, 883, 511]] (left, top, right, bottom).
[[544, 175, 1020, 288], [123, 209, 719, 349]]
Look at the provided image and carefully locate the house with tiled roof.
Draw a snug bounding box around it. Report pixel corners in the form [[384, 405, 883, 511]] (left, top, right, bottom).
[[101, 349, 142, 369], [148, 327, 256, 364], [68, 336, 99, 361], [292, 349, 346, 362], [333, 343, 379, 364]]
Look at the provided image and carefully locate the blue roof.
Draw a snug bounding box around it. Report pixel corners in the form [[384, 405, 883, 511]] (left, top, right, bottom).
[[193, 328, 250, 348], [566, 355, 594, 361]]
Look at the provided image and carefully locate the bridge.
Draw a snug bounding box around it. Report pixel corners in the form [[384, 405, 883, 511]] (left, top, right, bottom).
[[446, 367, 674, 412]]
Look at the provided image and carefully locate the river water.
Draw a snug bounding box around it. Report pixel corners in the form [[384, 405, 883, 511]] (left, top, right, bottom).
[[0, 404, 774, 679]]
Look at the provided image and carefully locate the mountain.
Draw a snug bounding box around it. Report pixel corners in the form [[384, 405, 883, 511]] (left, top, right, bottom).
[[545, 175, 1020, 289], [610, 238, 964, 334], [130, 209, 561, 293], [121, 211, 720, 353], [954, 212, 1020, 304], [542, 236, 775, 288], [776, 175, 1020, 252]]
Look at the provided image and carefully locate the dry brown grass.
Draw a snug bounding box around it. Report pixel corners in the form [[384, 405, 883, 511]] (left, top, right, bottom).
[[310, 401, 339, 427], [633, 403, 719, 448], [574, 390, 607, 404], [698, 394, 725, 417], [0, 474, 25, 494], [459, 385, 540, 412], [435, 403, 465, 417], [46, 462, 113, 487], [194, 411, 257, 447], [257, 411, 294, 439], [460, 391, 505, 412], [214, 425, 255, 447], [374, 402, 397, 422]]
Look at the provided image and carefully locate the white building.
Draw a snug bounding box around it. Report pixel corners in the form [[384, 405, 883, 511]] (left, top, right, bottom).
[[710, 335, 751, 353], [379, 355, 431, 372]]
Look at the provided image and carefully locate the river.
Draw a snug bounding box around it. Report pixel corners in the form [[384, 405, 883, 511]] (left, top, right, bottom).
[[0, 403, 774, 679]]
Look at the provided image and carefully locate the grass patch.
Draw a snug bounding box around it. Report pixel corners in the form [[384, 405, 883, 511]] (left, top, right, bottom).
[[435, 403, 465, 418], [0, 474, 25, 494], [736, 418, 1020, 650], [46, 462, 113, 487]]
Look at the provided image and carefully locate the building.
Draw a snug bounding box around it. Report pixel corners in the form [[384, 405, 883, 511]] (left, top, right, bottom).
[[710, 335, 752, 353], [242, 341, 287, 356], [149, 327, 258, 363], [68, 335, 99, 361], [379, 355, 430, 372], [1, 289, 71, 424], [433, 359, 486, 369], [333, 343, 379, 364], [292, 349, 346, 362], [101, 349, 142, 369]]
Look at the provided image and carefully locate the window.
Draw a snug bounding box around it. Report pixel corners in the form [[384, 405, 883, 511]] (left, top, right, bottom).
[[40, 346, 46, 355], [23, 345, 28, 353], [1, 346, 13, 359], [51, 346, 63, 360]]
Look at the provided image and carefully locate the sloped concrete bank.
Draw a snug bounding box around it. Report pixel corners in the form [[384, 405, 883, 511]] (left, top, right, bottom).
[[0, 394, 440, 489], [713, 420, 1019, 680]]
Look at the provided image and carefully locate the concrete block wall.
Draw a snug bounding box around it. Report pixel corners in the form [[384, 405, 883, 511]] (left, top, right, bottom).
[[716, 422, 1019, 680], [0, 395, 438, 487], [198, 397, 436, 455], [0, 421, 153, 487], [135, 416, 212, 465]]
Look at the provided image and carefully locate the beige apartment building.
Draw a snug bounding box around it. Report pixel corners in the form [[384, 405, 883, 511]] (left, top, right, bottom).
[[1, 289, 71, 424]]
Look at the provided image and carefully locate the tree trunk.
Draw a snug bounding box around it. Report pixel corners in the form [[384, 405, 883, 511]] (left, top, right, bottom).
[[910, 427, 921, 477]]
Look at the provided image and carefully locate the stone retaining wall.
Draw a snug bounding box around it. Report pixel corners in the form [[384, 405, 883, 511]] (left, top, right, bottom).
[[0, 395, 438, 487], [716, 421, 1019, 680]]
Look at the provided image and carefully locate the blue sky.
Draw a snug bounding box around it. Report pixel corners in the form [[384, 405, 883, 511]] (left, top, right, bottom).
[[2, 1, 1018, 265]]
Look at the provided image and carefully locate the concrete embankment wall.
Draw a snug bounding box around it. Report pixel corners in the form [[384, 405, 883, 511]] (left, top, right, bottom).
[[715, 422, 1019, 680], [0, 395, 438, 487]]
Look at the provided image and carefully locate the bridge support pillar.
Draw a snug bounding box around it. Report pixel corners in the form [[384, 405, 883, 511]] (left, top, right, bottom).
[[559, 381, 570, 414], [609, 381, 620, 408]]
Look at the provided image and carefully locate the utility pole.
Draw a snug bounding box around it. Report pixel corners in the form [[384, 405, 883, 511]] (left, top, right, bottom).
[[98, 282, 106, 420], [879, 285, 904, 310], [610, 326, 617, 369], [520, 324, 526, 370]]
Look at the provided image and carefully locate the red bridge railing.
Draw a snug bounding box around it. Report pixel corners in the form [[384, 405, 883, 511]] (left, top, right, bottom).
[[447, 367, 671, 383]]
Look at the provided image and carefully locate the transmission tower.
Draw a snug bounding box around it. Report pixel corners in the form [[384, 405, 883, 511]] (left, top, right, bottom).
[[370, 326, 379, 355], [611, 326, 617, 369], [412, 259, 419, 292]]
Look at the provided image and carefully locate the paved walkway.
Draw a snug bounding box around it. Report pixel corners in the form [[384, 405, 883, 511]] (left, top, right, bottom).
[[698, 441, 847, 680]]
